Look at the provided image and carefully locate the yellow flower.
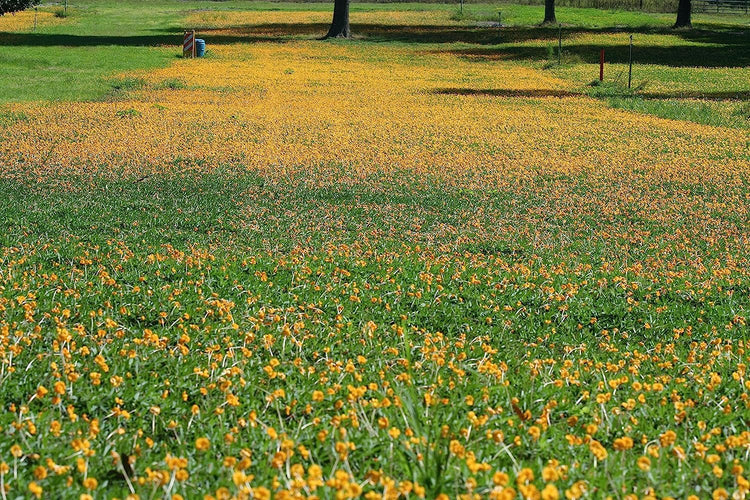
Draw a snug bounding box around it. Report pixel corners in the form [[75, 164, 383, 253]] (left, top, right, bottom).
[[637, 456, 651, 471], [253, 487, 271, 500], [492, 471, 509, 486], [565, 481, 587, 500], [659, 430, 677, 447], [53, 381, 66, 395], [516, 468, 534, 485], [712, 488, 729, 500], [589, 440, 608, 460], [541, 484, 559, 500], [195, 437, 211, 451], [542, 464, 559, 482], [613, 437, 633, 451], [82, 477, 98, 490], [28, 482, 43, 499], [528, 426, 541, 440], [33, 466, 47, 480]]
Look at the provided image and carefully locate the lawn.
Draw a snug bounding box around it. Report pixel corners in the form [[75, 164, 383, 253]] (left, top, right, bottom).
[[0, 2, 749, 499]]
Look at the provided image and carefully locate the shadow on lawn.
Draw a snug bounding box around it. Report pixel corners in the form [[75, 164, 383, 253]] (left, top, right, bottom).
[[440, 24, 749, 67], [444, 41, 750, 68], [433, 88, 581, 98], [433, 87, 750, 100], [0, 23, 747, 68]]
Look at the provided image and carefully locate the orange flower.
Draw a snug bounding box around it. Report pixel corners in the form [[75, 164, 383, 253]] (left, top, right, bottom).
[[195, 437, 211, 451]]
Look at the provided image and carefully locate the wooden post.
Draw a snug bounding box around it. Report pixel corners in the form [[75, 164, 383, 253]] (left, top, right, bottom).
[[599, 49, 604, 82], [183, 30, 196, 59], [558, 24, 562, 65]]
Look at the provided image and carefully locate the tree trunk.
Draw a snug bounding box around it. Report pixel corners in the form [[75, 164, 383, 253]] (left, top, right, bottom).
[[543, 0, 557, 24], [325, 0, 350, 38], [674, 0, 691, 27]]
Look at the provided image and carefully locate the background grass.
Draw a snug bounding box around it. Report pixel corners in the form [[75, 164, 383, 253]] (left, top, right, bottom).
[[0, 1, 747, 108]]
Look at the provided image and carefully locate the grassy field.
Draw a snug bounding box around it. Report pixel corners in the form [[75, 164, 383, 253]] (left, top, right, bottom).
[[1, 2, 750, 499]]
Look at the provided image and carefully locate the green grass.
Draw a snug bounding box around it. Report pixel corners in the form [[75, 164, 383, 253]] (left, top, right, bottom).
[[609, 97, 750, 129], [1, 0, 747, 106], [579, 81, 750, 129], [0, 2, 177, 101], [1, 164, 749, 497]]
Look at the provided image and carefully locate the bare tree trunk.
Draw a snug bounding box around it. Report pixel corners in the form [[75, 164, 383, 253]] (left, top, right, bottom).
[[674, 0, 691, 27], [325, 0, 350, 38], [543, 0, 557, 24]]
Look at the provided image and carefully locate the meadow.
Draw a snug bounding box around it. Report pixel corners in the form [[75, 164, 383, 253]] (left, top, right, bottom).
[[0, 1, 749, 499]]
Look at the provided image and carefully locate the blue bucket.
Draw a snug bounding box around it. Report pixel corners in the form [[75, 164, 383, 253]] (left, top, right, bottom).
[[196, 39, 206, 57]]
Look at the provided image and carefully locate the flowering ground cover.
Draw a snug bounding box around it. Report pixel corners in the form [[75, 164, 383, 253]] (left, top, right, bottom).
[[0, 2, 749, 499]]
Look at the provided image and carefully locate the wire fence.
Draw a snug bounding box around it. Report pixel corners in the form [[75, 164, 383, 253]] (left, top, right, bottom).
[[693, 0, 750, 13], [504, 0, 677, 12]]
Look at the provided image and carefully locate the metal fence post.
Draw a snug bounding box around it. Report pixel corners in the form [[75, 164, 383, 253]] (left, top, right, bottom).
[[628, 35, 633, 89]]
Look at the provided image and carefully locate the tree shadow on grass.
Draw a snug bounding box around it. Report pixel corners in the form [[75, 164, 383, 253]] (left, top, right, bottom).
[[443, 37, 750, 68], [0, 23, 746, 68], [0, 23, 506, 46], [433, 88, 581, 98], [432, 87, 750, 100], [0, 31, 269, 47]]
